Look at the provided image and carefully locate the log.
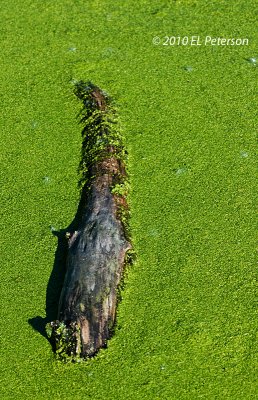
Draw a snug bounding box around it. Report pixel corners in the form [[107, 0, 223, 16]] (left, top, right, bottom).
[[46, 82, 132, 361]]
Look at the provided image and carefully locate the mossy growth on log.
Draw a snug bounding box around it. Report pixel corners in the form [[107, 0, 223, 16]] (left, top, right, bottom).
[[46, 81, 134, 362]]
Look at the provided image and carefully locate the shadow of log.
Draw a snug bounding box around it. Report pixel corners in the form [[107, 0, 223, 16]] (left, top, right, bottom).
[[28, 230, 67, 342], [28, 185, 90, 342]]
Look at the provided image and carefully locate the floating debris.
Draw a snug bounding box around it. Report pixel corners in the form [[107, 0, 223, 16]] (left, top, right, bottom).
[[175, 166, 188, 176], [46, 82, 132, 361], [43, 176, 51, 184], [183, 66, 193, 72], [246, 57, 257, 65], [149, 229, 159, 237], [240, 150, 248, 158], [70, 78, 79, 85], [101, 47, 114, 58]]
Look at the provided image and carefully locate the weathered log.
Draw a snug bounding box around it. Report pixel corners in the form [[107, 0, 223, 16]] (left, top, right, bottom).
[[46, 82, 132, 361]]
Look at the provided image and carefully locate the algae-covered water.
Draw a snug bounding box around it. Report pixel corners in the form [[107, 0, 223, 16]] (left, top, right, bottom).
[[0, 1, 257, 399]]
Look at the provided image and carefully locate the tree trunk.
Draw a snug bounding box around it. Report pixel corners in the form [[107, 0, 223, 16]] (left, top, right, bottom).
[[46, 82, 132, 361]]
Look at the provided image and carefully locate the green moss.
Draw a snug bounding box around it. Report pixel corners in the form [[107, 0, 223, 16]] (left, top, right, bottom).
[[75, 81, 128, 191], [111, 181, 130, 197], [46, 321, 82, 363]]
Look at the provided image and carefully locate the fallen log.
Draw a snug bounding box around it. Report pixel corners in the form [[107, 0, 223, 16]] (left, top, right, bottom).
[[46, 82, 132, 361]]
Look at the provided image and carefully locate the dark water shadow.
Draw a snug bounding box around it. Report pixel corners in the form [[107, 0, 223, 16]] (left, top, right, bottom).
[[28, 185, 88, 340]]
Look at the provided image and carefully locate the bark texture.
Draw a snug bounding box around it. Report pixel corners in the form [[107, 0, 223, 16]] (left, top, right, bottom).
[[46, 82, 132, 361]]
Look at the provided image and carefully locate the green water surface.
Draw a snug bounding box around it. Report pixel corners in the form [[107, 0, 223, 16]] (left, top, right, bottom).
[[0, 1, 257, 399]]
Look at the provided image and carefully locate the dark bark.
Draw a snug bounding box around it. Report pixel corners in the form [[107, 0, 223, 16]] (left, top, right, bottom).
[[46, 82, 132, 360]]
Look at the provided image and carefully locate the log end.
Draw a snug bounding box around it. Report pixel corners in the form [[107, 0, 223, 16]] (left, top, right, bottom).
[[46, 320, 82, 362]]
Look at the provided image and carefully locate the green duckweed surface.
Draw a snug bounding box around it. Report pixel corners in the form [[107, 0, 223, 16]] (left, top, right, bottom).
[[0, 1, 257, 399]]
